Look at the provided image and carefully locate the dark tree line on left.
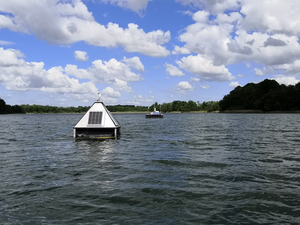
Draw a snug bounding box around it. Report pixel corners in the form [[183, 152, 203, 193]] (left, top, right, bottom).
[[0, 98, 25, 114], [0, 99, 90, 114]]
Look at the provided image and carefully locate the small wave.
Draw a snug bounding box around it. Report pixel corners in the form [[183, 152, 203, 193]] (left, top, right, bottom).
[[283, 157, 300, 162], [258, 158, 284, 163], [8, 185, 62, 196], [152, 159, 188, 166], [103, 196, 141, 206]]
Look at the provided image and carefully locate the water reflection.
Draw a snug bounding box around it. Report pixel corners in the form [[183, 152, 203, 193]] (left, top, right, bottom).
[[74, 139, 116, 161]]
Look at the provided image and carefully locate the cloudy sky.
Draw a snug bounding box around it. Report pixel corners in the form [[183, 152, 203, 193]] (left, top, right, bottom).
[[1, 0, 300, 107]]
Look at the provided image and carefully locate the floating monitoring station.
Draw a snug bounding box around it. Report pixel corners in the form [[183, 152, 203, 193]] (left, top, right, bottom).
[[74, 94, 121, 139], [145, 106, 163, 119]]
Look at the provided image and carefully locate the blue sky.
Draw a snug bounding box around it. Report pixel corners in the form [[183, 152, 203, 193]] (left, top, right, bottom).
[[1, 0, 300, 107]]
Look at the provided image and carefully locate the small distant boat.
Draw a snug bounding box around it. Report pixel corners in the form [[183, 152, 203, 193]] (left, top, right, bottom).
[[74, 94, 121, 139], [145, 106, 163, 119]]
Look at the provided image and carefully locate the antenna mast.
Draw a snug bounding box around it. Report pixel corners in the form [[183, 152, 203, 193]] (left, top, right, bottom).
[[97, 93, 102, 102]]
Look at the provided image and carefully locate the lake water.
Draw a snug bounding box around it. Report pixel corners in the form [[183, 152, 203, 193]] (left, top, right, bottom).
[[1, 113, 300, 224]]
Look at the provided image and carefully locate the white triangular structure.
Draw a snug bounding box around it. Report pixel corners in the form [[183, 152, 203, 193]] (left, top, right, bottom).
[[74, 98, 121, 139]]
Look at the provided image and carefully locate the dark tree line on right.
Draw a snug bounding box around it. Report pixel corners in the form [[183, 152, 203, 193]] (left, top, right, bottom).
[[219, 79, 300, 112]]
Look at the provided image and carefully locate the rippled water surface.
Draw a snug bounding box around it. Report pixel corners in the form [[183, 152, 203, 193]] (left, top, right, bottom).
[[1, 113, 300, 224]]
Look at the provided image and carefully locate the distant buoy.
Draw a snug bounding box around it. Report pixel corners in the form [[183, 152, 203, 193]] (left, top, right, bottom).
[[145, 106, 163, 119]]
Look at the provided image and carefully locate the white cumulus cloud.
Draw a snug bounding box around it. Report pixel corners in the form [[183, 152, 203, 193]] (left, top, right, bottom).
[[0, 48, 25, 67], [101, 0, 152, 14], [122, 56, 144, 72], [240, 0, 300, 36], [175, 81, 194, 92], [74, 50, 89, 61], [273, 76, 300, 86], [254, 68, 264, 76], [190, 77, 200, 82], [0, 40, 14, 45], [131, 94, 155, 105], [201, 85, 210, 89], [230, 81, 240, 88], [164, 63, 185, 76], [101, 86, 121, 100], [91, 58, 140, 81], [176, 54, 235, 81], [176, 0, 241, 14], [66, 57, 143, 93], [172, 46, 191, 55]]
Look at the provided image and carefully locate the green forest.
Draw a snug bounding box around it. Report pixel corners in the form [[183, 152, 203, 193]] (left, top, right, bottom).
[[144, 100, 219, 113], [106, 100, 219, 113], [219, 79, 300, 111]]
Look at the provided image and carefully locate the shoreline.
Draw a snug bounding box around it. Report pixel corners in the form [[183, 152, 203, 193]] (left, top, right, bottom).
[[5, 110, 300, 115]]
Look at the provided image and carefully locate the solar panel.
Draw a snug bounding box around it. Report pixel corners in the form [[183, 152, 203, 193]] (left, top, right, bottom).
[[88, 111, 103, 124]]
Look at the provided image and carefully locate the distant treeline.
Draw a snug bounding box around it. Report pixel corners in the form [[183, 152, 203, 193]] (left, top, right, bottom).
[[20, 104, 90, 114], [219, 79, 300, 112], [106, 105, 148, 112], [107, 101, 219, 113], [147, 100, 220, 113]]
